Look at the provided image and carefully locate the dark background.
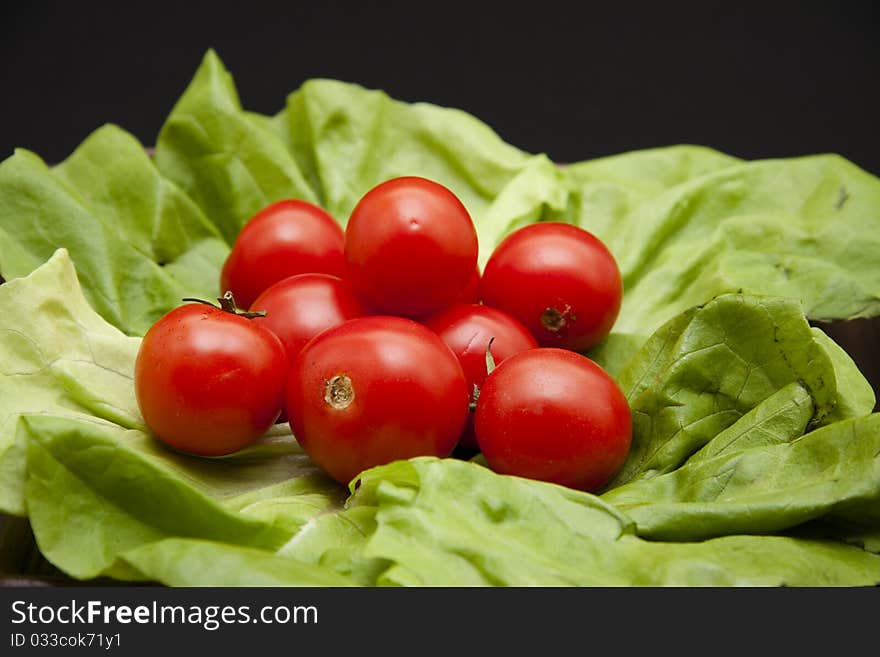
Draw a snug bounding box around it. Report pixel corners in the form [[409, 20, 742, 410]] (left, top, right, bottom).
[[1, 2, 878, 172]]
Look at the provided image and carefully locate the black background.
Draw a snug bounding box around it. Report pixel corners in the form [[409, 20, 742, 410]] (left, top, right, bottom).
[[1, 1, 878, 173], [0, 3, 879, 619]]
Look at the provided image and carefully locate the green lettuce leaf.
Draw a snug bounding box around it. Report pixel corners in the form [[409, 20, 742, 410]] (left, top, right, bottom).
[[559, 144, 743, 243], [156, 51, 571, 266], [0, 126, 226, 336], [0, 250, 346, 579], [23, 414, 291, 580], [121, 538, 355, 587], [0, 249, 142, 515], [568, 152, 880, 334], [5, 49, 878, 343], [811, 326, 877, 421], [278, 506, 387, 586], [334, 457, 880, 586], [154, 50, 319, 244], [601, 411, 880, 541], [1, 49, 879, 588], [608, 294, 860, 488], [267, 77, 533, 222]]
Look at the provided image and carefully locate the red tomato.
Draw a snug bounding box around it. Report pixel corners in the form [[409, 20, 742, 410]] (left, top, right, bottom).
[[458, 265, 482, 305], [221, 199, 345, 308], [474, 348, 631, 492], [344, 177, 479, 318], [134, 298, 287, 456], [285, 316, 470, 485], [249, 273, 367, 366], [480, 222, 622, 352], [423, 303, 537, 450]]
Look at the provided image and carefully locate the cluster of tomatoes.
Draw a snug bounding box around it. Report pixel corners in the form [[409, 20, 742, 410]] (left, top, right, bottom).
[[134, 176, 632, 493]]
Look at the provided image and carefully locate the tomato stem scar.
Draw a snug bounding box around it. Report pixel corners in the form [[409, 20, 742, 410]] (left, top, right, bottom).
[[325, 374, 354, 410], [540, 305, 575, 332]]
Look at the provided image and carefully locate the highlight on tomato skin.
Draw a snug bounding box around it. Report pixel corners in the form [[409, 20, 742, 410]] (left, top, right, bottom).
[[343, 176, 479, 319], [473, 347, 632, 493], [134, 301, 288, 457], [220, 199, 346, 309], [285, 315, 471, 486], [480, 222, 623, 353], [423, 303, 538, 450]]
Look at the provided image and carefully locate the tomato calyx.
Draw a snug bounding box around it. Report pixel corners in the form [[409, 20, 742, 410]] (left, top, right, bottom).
[[182, 291, 268, 319], [324, 374, 354, 410], [485, 336, 497, 375], [468, 337, 497, 412], [540, 305, 576, 333]]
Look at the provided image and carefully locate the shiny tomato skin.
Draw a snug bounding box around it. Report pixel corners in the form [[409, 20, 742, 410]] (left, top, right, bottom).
[[286, 315, 470, 485], [344, 177, 479, 319], [249, 273, 368, 365], [423, 303, 538, 450], [480, 222, 622, 352], [134, 303, 287, 456], [221, 199, 345, 309], [474, 348, 631, 492], [458, 266, 482, 305]]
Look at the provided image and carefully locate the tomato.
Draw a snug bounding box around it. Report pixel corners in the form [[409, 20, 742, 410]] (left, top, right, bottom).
[[480, 222, 622, 352], [220, 199, 345, 308], [423, 303, 537, 450], [474, 348, 631, 492], [457, 265, 482, 305], [134, 295, 287, 456], [250, 273, 367, 366], [344, 176, 479, 318], [285, 315, 470, 485]]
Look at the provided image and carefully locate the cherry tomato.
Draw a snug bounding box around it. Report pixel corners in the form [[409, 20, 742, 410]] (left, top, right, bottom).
[[474, 348, 631, 492], [134, 296, 287, 456], [480, 222, 622, 352], [285, 315, 470, 485], [250, 273, 367, 366], [221, 199, 345, 308], [457, 265, 482, 305], [423, 303, 537, 450], [344, 176, 479, 318]]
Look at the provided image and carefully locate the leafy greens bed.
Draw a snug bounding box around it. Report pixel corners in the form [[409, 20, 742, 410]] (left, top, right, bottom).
[[1, 50, 879, 586]]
